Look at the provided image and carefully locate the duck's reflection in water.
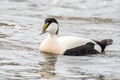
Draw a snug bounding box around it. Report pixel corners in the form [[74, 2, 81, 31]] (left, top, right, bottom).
[[39, 52, 58, 78]]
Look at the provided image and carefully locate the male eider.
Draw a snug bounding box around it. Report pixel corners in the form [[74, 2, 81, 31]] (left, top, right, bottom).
[[39, 18, 113, 56]]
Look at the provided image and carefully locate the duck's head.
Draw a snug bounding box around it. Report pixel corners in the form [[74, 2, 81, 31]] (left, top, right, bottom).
[[40, 18, 59, 35]]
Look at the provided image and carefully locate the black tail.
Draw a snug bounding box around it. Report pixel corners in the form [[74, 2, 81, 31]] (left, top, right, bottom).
[[93, 39, 113, 52], [101, 39, 113, 46]]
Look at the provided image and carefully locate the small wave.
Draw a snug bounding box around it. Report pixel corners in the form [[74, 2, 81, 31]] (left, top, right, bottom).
[[0, 62, 20, 66], [0, 22, 15, 27], [0, 33, 8, 38]]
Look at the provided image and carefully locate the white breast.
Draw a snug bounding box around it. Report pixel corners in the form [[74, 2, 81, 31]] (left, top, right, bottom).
[[40, 34, 63, 54]]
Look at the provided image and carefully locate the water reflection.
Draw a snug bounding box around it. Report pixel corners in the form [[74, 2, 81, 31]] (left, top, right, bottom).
[[39, 52, 57, 78]]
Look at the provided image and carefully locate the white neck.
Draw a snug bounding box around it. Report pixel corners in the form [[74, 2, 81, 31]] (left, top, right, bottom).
[[48, 33, 57, 39]]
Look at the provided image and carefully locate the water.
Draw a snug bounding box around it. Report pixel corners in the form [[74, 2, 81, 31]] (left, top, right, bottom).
[[0, 0, 120, 80]]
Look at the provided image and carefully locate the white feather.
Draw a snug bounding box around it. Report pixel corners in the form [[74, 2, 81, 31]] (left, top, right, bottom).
[[46, 23, 59, 34]]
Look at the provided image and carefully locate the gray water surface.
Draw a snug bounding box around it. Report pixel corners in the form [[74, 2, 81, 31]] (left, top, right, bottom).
[[0, 0, 120, 80]]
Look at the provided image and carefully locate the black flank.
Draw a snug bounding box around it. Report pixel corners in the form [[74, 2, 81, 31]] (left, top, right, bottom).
[[64, 42, 100, 56]]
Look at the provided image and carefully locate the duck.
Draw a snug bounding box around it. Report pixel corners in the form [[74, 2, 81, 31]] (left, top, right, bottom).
[[39, 18, 113, 55]]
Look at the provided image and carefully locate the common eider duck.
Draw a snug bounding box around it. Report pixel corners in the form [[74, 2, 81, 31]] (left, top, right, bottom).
[[39, 18, 113, 56]]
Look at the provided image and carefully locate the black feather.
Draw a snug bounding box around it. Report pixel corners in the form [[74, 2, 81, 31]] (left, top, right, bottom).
[[64, 42, 100, 56]]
